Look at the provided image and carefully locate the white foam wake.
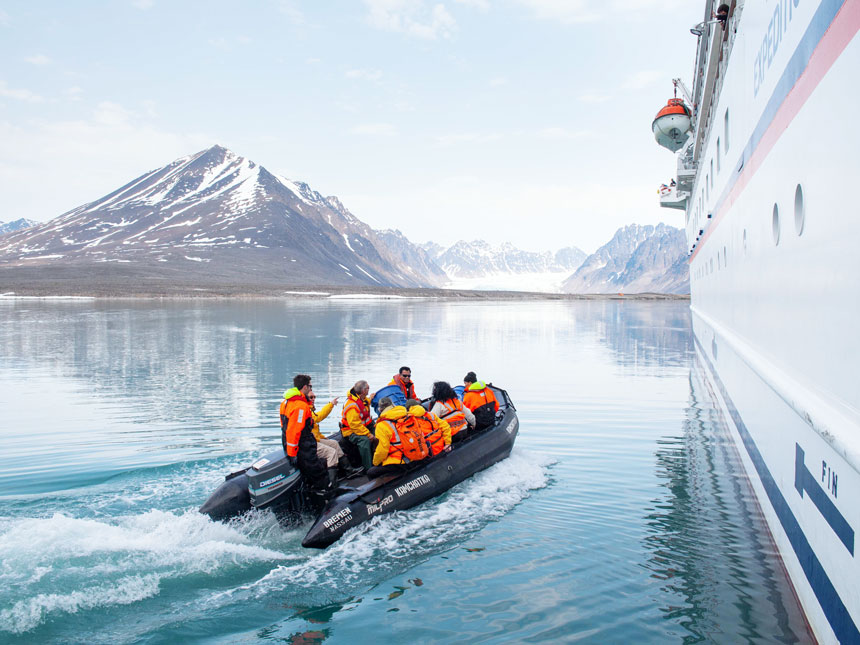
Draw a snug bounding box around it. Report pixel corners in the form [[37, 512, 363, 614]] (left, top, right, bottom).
[[217, 448, 552, 605], [0, 574, 160, 634], [0, 508, 293, 634]]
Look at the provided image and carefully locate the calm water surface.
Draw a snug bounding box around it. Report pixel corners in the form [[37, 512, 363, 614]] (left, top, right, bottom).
[[0, 298, 810, 643]]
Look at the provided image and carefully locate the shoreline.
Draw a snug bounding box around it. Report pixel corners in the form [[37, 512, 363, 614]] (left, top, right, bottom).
[[0, 283, 690, 300], [0, 265, 689, 300]]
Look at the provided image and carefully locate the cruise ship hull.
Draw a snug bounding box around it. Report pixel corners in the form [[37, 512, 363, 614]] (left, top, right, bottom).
[[663, 1, 860, 641]]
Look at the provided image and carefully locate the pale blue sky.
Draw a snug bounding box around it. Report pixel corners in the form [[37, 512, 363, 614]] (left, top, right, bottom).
[[1, 0, 702, 252]]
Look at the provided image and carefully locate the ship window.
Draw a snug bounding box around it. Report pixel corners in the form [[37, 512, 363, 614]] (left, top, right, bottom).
[[716, 138, 721, 171], [794, 184, 805, 235], [724, 109, 730, 152], [772, 203, 781, 245], [743, 229, 748, 254]]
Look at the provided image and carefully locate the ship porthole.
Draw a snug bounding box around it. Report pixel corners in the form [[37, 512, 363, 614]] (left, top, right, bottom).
[[772, 203, 780, 246], [794, 184, 805, 235]]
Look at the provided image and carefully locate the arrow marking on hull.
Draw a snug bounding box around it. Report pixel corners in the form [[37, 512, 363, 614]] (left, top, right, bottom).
[[795, 443, 854, 555]]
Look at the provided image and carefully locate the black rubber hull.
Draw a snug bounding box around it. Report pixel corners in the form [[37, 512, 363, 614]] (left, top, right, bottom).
[[301, 408, 519, 548]]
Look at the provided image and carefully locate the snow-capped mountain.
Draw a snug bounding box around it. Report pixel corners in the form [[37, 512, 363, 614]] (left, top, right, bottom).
[[0, 218, 38, 236], [0, 146, 446, 288], [424, 240, 586, 279], [562, 223, 689, 294]]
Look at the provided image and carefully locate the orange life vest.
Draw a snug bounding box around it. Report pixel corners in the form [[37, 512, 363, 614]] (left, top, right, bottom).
[[341, 394, 372, 436], [280, 394, 311, 458], [389, 374, 416, 400], [436, 398, 467, 436], [380, 416, 430, 463], [406, 411, 447, 456], [463, 383, 499, 413]]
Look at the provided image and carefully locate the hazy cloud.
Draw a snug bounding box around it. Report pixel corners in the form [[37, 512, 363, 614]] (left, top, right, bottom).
[[578, 91, 611, 103], [131, 0, 154, 9], [435, 132, 502, 146], [623, 70, 663, 90], [489, 77, 508, 87], [364, 0, 457, 39], [0, 81, 43, 103], [277, 1, 306, 25], [25, 55, 52, 66], [454, 0, 490, 9], [538, 127, 592, 140], [513, 0, 600, 23], [65, 86, 84, 101], [351, 123, 398, 136], [346, 68, 384, 81]]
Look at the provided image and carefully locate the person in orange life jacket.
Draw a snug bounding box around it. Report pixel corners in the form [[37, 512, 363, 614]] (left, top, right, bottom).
[[462, 371, 499, 431], [404, 398, 452, 456], [280, 374, 329, 492], [430, 381, 475, 443], [388, 366, 416, 400], [368, 397, 429, 477], [341, 380, 376, 471], [308, 392, 362, 479]]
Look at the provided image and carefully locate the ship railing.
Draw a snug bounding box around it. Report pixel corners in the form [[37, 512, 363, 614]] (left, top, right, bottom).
[[689, 1, 741, 161]]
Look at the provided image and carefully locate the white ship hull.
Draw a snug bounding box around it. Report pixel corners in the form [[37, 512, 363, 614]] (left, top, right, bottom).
[[667, 1, 860, 641]]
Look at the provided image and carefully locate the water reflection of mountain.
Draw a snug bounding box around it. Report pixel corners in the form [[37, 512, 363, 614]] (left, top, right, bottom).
[[582, 300, 693, 373], [641, 364, 809, 642], [0, 299, 692, 431]]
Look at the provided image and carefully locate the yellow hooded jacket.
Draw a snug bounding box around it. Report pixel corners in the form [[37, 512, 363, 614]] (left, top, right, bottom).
[[372, 405, 409, 466]]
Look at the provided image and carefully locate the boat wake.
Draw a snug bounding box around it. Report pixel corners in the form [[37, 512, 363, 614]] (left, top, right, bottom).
[[215, 448, 552, 605], [0, 448, 550, 638]]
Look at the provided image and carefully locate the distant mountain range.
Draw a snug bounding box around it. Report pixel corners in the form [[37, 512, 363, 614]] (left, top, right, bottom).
[[0, 218, 38, 236], [421, 240, 586, 279], [0, 146, 445, 288], [0, 146, 689, 294], [562, 224, 689, 294]]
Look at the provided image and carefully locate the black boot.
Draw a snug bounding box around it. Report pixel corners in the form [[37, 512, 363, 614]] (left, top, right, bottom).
[[338, 456, 363, 478]]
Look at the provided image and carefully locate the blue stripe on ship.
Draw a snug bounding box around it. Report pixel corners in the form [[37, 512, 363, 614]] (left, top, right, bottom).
[[710, 0, 848, 223], [694, 336, 859, 644]]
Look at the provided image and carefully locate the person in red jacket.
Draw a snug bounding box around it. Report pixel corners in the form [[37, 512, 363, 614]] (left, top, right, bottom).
[[462, 371, 499, 431], [279, 374, 329, 492], [388, 366, 416, 400]]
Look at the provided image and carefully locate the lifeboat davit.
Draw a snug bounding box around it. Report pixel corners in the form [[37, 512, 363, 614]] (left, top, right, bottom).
[[652, 98, 692, 152]]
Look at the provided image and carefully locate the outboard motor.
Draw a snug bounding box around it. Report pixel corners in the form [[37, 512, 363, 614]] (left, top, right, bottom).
[[200, 449, 311, 523], [199, 468, 252, 521], [246, 449, 308, 519]]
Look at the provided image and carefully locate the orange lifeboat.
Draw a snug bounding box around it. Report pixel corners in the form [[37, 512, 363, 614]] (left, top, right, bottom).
[[652, 98, 692, 152]]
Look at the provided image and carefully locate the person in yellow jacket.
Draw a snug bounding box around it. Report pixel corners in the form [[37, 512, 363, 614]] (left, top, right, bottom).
[[367, 398, 425, 477], [340, 380, 375, 471], [308, 392, 362, 478]]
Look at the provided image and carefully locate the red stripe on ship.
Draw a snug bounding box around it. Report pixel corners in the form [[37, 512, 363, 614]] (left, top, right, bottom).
[[691, 1, 860, 262]]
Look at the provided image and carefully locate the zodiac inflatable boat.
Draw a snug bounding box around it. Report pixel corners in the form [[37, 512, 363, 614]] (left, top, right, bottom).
[[200, 386, 519, 548]]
